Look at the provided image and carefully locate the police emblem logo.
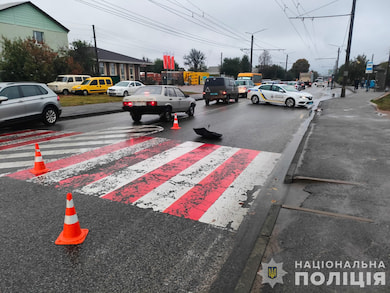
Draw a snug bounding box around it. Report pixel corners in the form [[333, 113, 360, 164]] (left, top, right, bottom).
[[259, 258, 287, 288], [268, 266, 277, 279]]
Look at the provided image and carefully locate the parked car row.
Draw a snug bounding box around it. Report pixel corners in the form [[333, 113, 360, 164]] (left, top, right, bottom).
[[47, 74, 145, 97]]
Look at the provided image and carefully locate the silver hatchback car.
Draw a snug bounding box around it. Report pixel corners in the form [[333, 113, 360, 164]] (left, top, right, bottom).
[[0, 82, 62, 126]]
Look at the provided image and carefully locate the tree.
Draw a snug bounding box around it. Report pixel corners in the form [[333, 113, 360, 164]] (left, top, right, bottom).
[[337, 54, 368, 84], [183, 49, 206, 71], [258, 50, 272, 71], [290, 58, 310, 79], [261, 64, 286, 80], [0, 37, 58, 83], [68, 40, 95, 75], [240, 55, 251, 72], [220, 57, 240, 78], [220, 55, 252, 78]]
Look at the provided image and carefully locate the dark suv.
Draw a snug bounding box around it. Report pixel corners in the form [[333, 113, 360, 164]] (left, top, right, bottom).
[[0, 82, 62, 126], [203, 77, 238, 105]]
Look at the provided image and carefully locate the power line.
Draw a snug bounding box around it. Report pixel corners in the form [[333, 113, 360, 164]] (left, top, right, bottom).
[[289, 14, 350, 19], [76, 0, 242, 49], [148, 0, 244, 42]]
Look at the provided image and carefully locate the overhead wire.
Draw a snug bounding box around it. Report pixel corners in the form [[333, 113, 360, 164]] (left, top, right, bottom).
[[75, 0, 242, 49], [161, 0, 283, 51], [147, 0, 243, 41]]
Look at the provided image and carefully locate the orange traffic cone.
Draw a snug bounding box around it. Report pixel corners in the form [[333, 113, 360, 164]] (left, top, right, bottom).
[[171, 113, 181, 130], [55, 193, 89, 245], [30, 143, 49, 175]]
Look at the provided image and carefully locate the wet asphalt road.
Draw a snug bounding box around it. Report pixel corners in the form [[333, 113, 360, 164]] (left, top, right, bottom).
[[0, 87, 329, 292]]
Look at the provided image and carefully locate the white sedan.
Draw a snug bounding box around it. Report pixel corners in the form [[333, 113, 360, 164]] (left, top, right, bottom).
[[247, 84, 313, 108], [122, 85, 196, 122], [107, 80, 144, 96]]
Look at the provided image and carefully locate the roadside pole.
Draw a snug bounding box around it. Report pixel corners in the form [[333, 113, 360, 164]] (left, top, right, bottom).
[[341, 0, 356, 98]]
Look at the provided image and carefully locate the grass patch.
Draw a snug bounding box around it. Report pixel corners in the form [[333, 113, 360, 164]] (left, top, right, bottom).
[[371, 94, 390, 111], [59, 94, 123, 107]]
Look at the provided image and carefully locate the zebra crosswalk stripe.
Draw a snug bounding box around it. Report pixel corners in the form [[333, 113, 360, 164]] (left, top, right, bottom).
[[3, 128, 281, 230]]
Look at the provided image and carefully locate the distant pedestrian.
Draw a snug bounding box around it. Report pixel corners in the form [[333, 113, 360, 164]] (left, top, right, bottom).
[[354, 79, 359, 90], [370, 80, 376, 91]]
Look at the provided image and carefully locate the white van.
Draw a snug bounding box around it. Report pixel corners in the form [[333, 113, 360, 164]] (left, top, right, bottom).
[[47, 75, 91, 95]]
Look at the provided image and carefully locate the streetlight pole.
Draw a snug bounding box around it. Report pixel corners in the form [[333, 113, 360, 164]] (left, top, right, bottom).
[[246, 28, 267, 72], [341, 0, 356, 98], [250, 34, 254, 72]]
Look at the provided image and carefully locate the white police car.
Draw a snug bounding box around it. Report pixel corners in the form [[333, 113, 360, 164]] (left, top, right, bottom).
[[247, 84, 313, 108]]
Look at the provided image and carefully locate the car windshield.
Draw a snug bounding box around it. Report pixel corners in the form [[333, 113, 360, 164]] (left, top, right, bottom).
[[115, 81, 130, 87], [280, 85, 299, 92], [55, 76, 67, 82], [134, 86, 162, 95], [80, 79, 91, 85]]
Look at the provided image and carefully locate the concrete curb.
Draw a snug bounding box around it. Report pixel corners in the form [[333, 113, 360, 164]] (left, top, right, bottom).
[[60, 109, 124, 120]]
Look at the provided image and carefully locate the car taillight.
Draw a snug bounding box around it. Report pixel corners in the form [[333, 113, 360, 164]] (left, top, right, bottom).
[[222, 91, 227, 95], [57, 96, 60, 101], [123, 101, 133, 107], [202, 92, 205, 95], [248, 89, 251, 93], [147, 101, 157, 106]]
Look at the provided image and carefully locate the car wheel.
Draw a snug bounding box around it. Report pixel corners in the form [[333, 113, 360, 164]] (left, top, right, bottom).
[[225, 95, 230, 104], [42, 106, 58, 125], [205, 98, 210, 106], [130, 112, 142, 122], [83, 90, 88, 96], [187, 104, 195, 116], [251, 95, 259, 104], [123, 91, 129, 96], [235, 94, 239, 102], [160, 107, 172, 122], [285, 98, 295, 108], [62, 89, 69, 95]]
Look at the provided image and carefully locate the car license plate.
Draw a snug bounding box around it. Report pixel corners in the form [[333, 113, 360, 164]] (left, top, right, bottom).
[[210, 93, 218, 96], [133, 101, 146, 106]]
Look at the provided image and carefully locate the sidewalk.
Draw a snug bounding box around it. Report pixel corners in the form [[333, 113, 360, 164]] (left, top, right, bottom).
[[251, 89, 390, 292]]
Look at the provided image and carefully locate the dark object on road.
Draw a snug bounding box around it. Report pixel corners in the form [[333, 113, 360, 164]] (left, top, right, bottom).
[[193, 127, 222, 139]]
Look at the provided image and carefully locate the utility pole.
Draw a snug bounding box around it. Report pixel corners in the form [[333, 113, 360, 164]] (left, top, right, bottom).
[[92, 25, 99, 76], [341, 0, 356, 98], [335, 47, 340, 75], [285, 54, 288, 79], [250, 34, 254, 72], [245, 28, 267, 72]]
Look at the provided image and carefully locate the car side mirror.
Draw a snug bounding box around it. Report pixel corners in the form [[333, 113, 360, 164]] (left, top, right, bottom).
[[0, 96, 9, 103], [185, 94, 190, 98]]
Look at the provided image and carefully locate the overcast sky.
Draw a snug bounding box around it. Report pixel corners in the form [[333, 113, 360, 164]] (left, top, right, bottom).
[[23, 0, 390, 75]]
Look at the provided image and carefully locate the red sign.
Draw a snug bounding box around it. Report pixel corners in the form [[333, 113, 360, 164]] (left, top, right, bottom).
[[163, 55, 175, 70]]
